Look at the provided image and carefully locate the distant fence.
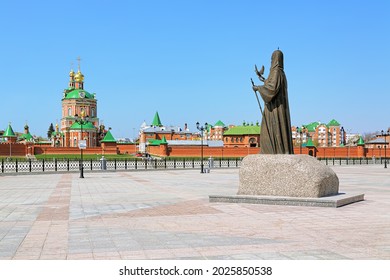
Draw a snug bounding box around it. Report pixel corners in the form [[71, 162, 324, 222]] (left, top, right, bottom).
[[318, 157, 388, 166], [0, 157, 242, 174], [0, 157, 388, 175]]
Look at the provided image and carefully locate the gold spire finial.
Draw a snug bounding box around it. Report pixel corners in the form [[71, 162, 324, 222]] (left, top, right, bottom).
[[77, 56, 81, 71], [69, 62, 75, 77], [74, 57, 84, 82]]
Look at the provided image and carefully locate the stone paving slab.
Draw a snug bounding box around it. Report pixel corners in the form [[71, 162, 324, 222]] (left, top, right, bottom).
[[0, 166, 389, 260]]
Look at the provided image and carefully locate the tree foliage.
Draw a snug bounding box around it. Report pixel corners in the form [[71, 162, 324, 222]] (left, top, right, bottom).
[[47, 123, 55, 139]]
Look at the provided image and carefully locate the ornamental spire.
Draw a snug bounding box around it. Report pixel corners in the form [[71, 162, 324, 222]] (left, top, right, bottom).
[[70, 61, 74, 73], [74, 56, 84, 87], [151, 111, 163, 127], [77, 56, 81, 71]]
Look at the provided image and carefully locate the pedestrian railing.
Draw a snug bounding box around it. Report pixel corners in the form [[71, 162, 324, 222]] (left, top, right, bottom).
[[0, 157, 242, 174], [0, 157, 388, 175], [317, 157, 387, 166]]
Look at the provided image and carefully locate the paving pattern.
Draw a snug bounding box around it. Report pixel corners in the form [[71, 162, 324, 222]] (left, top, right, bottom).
[[0, 166, 389, 260]]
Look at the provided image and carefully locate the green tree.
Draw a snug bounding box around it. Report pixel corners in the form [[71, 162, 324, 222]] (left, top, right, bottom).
[[47, 123, 55, 139]]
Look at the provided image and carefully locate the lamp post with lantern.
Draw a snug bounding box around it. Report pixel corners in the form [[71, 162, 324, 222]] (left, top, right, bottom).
[[297, 125, 306, 154], [196, 122, 208, 173], [74, 112, 89, 178], [381, 129, 390, 168]]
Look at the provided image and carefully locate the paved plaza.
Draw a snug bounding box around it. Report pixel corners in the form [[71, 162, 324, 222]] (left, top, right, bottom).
[[0, 165, 389, 260]]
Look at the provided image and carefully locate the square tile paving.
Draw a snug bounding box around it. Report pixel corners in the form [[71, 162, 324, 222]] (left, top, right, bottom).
[[0, 166, 389, 259]]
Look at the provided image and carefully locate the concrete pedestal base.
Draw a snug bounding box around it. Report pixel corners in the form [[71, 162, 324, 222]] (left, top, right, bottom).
[[209, 193, 364, 208], [209, 154, 364, 207]]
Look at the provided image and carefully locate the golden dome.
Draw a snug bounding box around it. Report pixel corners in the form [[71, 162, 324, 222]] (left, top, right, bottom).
[[69, 69, 75, 77], [74, 70, 84, 82]]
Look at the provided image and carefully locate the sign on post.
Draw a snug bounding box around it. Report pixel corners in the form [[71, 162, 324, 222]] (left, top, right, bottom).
[[78, 140, 87, 149]]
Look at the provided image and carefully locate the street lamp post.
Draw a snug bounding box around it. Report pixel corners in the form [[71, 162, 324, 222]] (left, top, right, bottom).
[[247, 134, 249, 155], [381, 129, 390, 168], [297, 125, 303, 154], [296, 125, 306, 154], [133, 128, 136, 153], [333, 147, 336, 165], [196, 122, 208, 173], [75, 113, 89, 178]]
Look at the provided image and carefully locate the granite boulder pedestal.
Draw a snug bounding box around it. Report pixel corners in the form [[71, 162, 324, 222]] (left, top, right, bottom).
[[238, 154, 339, 197], [209, 154, 364, 207]]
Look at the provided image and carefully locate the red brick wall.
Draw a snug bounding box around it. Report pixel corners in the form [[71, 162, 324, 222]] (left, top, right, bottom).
[[0, 143, 26, 157], [117, 144, 137, 154], [1, 142, 388, 159], [147, 145, 379, 158], [148, 145, 260, 157], [312, 147, 351, 158], [101, 142, 118, 154], [33, 147, 106, 155], [365, 148, 389, 158]]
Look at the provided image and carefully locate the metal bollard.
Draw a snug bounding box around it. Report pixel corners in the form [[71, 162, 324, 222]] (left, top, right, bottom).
[[100, 156, 107, 170]]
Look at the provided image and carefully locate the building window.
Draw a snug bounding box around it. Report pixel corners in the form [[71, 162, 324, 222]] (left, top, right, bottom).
[[91, 108, 95, 117], [73, 138, 77, 147], [68, 108, 72, 116]]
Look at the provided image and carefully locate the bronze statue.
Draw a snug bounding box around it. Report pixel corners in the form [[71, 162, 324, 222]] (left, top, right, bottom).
[[251, 50, 294, 154]]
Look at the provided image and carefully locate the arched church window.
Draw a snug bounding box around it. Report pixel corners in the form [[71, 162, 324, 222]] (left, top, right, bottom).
[[68, 108, 72, 116]]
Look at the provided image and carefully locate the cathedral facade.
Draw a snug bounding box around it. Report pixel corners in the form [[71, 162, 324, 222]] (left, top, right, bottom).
[[54, 63, 104, 147]]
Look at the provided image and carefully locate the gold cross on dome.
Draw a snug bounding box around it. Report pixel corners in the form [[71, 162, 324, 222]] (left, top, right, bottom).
[[77, 56, 82, 71]]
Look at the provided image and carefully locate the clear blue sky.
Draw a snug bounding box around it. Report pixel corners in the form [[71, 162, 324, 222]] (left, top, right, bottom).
[[1, 0, 389, 138]]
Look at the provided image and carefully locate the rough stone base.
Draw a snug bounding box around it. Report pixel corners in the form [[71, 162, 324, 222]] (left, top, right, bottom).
[[239, 154, 339, 198], [209, 193, 365, 208]]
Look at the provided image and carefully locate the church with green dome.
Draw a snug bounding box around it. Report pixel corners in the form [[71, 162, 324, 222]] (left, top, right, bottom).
[[57, 60, 101, 147]]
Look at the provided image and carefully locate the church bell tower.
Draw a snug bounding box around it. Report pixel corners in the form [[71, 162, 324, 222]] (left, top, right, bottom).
[[60, 58, 99, 147]]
